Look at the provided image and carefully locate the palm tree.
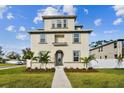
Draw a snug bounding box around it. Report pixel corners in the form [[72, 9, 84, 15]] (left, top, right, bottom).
[[116, 54, 124, 68], [38, 51, 50, 70], [80, 55, 98, 70], [22, 48, 34, 60], [22, 48, 34, 68]]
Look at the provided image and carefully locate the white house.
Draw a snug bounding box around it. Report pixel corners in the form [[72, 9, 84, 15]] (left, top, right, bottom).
[[28, 15, 92, 69]]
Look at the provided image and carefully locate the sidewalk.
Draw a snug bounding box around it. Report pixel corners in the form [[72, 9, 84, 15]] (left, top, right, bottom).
[[0, 65, 25, 70], [51, 66, 72, 88]]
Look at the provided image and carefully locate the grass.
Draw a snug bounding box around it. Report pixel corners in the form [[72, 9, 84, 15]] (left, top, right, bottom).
[[0, 63, 16, 67], [0, 67, 54, 88], [66, 69, 124, 88]]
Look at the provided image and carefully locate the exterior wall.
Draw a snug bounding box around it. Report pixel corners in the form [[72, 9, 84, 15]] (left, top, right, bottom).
[[27, 61, 85, 69], [91, 59, 124, 68], [30, 33, 89, 65], [44, 19, 75, 31], [90, 41, 123, 59]]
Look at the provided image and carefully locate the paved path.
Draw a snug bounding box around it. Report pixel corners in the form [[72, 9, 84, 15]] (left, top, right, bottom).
[[51, 66, 72, 88], [0, 65, 25, 70]]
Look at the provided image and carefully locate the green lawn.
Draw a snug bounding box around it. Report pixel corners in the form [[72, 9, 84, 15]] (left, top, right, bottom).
[[66, 69, 124, 88], [0, 67, 54, 88], [0, 63, 16, 67]]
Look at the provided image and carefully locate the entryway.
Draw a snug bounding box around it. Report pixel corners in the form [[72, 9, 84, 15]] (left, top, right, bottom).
[[55, 50, 63, 66]]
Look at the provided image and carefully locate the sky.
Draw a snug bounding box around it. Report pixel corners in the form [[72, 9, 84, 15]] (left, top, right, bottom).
[[0, 5, 124, 53]]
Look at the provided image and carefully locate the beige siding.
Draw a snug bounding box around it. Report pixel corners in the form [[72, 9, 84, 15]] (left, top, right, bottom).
[[44, 19, 75, 31], [31, 33, 89, 63], [90, 41, 123, 59]]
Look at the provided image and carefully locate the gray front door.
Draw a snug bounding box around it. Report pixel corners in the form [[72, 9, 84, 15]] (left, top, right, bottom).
[[55, 50, 63, 66]]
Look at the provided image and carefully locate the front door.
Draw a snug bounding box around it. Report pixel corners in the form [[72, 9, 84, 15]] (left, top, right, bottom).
[[55, 50, 63, 66]]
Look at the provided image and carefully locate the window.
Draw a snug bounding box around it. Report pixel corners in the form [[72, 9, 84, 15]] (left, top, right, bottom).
[[105, 55, 107, 59], [114, 54, 118, 59], [98, 48, 100, 52], [114, 42, 117, 48], [100, 56, 102, 59], [57, 20, 62, 28], [40, 34, 46, 43], [63, 19, 67, 28], [73, 33, 80, 43], [52, 23, 55, 28], [73, 50, 80, 61]]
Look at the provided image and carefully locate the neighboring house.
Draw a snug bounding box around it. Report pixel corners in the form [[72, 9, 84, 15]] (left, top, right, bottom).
[[90, 39, 124, 59], [28, 15, 92, 68]]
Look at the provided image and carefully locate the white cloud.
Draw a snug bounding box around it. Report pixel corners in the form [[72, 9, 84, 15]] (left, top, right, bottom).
[[30, 27, 35, 30], [0, 5, 8, 19], [113, 5, 124, 17], [16, 33, 27, 40], [7, 12, 15, 20], [19, 26, 26, 32], [33, 5, 76, 24], [91, 32, 96, 37], [33, 6, 61, 24], [6, 25, 16, 32], [83, 8, 88, 15], [63, 5, 76, 15], [104, 30, 118, 34], [113, 18, 123, 25], [94, 18, 102, 26]]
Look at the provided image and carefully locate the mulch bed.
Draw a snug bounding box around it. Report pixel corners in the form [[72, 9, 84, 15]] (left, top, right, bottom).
[[64, 67, 98, 72], [25, 67, 55, 72]]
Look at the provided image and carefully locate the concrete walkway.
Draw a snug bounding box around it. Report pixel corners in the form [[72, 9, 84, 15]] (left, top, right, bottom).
[[51, 66, 72, 88], [0, 65, 25, 70]]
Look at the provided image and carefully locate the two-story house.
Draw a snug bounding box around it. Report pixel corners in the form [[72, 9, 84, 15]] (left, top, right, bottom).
[[90, 39, 124, 59], [28, 15, 92, 68]]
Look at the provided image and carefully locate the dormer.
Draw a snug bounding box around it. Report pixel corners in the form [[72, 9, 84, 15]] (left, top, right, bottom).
[[42, 15, 76, 31], [75, 25, 83, 30]]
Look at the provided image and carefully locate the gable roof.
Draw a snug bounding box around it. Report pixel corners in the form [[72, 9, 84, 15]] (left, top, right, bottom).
[[90, 39, 124, 51]]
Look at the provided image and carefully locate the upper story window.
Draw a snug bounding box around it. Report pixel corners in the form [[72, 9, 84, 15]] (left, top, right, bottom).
[[114, 42, 117, 48], [40, 34, 46, 43], [73, 33, 80, 43], [98, 47, 103, 52], [57, 20, 62, 28], [73, 50, 80, 61], [63, 19, 67, 28], [52, 20, 55, 28], [51, 19, 68, 29]]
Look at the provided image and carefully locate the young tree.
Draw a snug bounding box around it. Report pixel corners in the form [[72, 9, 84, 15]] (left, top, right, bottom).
[[80, 55, 98, 70], [22, 48, 34, 60], [38, 51, 50, 70], [22, 48, 34, 68]]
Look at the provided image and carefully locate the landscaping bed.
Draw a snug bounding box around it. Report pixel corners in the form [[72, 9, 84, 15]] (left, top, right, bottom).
[[26, 67, 55, 72], [66, 68, 124, 88], [64, 67, 98, 72], [0, 67, 54, 88]]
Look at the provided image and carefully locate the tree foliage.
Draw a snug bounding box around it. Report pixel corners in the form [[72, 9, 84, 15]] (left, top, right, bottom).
[[6, 51, 20, 60], [37, 51, 50, 70], [80, 55, 98, 70], [22, 48, 34, 60]]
